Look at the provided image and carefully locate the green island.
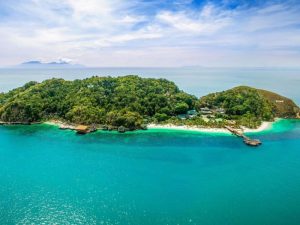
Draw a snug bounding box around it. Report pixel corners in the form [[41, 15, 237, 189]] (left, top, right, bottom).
[[0, 76, 299, 135]]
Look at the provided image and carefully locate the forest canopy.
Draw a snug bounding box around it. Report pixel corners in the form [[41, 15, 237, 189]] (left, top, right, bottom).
[[0, 76, 298, 129], [0, 76, 197, 129]]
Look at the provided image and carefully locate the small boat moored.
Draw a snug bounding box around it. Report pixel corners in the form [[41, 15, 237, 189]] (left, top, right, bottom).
[[75, 125, 90, 134]]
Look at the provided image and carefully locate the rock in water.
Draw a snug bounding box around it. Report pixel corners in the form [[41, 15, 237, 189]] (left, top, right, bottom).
[[118, 126, 126, 133]]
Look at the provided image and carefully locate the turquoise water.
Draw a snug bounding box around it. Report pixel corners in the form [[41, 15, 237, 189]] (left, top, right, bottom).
[[1, 120, 300, 225]]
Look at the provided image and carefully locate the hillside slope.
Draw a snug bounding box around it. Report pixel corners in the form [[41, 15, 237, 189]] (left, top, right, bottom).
[[197, 86, 299, 127], [0, 76, 197, 129], [256, 88, 299, 118], [0, 80, 298, 130]]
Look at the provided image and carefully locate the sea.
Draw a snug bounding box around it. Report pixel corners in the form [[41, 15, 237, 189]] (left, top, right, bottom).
[[0, 67, 300, 225]]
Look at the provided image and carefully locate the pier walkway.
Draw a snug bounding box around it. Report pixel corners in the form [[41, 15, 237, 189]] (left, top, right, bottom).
[[225, 126, 262, 147]]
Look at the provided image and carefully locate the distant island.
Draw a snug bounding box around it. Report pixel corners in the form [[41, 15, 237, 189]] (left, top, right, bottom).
[[0, 76, 299, 134], [16, 59, 84, 68]]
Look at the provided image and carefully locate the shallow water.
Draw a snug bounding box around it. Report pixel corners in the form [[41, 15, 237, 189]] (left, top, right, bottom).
[[0, 120, 300, 225]]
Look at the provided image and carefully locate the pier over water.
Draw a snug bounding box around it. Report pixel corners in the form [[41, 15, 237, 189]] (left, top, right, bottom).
[[225, 126, 262, 147]]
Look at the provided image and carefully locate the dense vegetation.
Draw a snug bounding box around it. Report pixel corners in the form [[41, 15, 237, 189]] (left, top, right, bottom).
[[256, 88, 299, 118], [0, 77, 298, 130], [0, 76, 197, 129], [197, 86, 299, 127]]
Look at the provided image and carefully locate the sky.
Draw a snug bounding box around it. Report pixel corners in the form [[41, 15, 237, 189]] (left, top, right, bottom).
[[0, 0, 300, 67]]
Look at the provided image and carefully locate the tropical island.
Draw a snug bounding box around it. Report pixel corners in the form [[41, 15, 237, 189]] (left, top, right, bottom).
[[0, 75, 299, 136]]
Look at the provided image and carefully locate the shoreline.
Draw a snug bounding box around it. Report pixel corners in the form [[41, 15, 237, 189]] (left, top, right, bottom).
[[44, 120, 74, 128], [242, 121, 274, 133], [0, 119, 294, 135], [147, 121, 273, 134], [43, 119, 275, 134], [147, 124, 230, 134]]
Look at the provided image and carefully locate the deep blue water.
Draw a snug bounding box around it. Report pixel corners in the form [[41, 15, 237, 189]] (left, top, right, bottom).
[[1, 67, 300, 104], [0, 120, 300, 225]]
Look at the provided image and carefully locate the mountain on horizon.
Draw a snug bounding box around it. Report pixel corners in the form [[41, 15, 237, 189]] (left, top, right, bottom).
[[18, 59, 84, 68]]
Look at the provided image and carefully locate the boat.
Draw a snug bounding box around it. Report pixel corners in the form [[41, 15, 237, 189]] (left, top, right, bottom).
[[75, 125, 90, 134]]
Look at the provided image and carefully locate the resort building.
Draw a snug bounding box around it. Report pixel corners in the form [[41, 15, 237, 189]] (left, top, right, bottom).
[[187, 109, 198, 118], [177, 114, 187, 120], [215, 108, 226, 114], [200, 107, 212, 114]]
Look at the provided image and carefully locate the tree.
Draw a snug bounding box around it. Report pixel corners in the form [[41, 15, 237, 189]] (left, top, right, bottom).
[[174, 102, 189, 114], [154, 113, 169, 122]]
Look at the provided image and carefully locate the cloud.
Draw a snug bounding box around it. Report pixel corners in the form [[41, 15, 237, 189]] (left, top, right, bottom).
[[57, 58, 73, 63], [243, 3, 300, 32], [0, 0, 300, 67], [155, 4, 232, 34]]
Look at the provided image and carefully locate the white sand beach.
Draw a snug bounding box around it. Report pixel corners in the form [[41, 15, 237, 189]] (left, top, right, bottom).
[[241, 121, 273, 133], [147, 121, 274, 134], [44, 120, 76, 129], [147, 124, 231, 133]]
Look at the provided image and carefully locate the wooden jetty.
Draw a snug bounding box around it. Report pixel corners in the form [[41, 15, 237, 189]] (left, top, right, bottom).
[[225, 126, 262, 147]]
